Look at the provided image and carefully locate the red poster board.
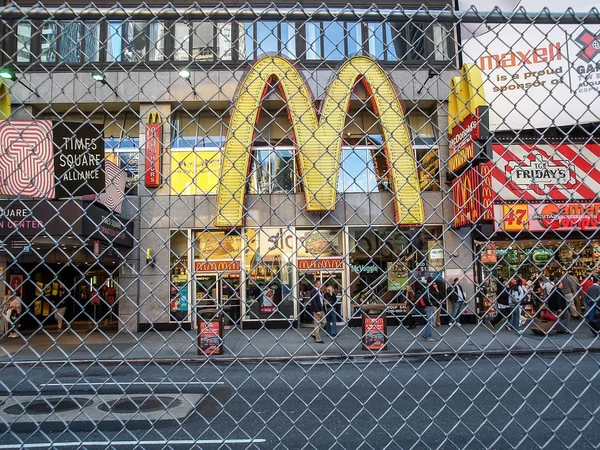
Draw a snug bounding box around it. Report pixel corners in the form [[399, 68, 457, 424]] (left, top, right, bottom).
[[362, 315, 387, 351], [199, 318, 223, 355], [145, 121, 162, 187]]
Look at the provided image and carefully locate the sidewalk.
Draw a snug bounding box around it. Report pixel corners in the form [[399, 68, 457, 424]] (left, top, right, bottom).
[[1, 322, 599, 364]]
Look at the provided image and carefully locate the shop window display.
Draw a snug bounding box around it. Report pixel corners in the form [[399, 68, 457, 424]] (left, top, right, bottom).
[[169, 231, 190, 322], [244, 228, 294, 321]]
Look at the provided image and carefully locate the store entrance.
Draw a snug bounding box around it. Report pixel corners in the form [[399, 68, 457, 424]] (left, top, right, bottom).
[[298, 271, 344, 327], [195, 273, 241, 328]]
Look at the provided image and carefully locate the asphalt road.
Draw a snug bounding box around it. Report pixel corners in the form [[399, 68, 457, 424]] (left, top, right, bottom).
[[0, 353, 598, 449]]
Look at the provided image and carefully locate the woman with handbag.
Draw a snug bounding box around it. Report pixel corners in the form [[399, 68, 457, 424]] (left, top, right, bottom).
[[2, 289, 23, 339]]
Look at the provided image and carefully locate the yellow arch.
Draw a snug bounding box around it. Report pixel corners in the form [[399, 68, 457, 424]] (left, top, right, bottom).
[[448, 63, 486, 134], [215, 56, 423, 227], [0, 82, 11, 119]]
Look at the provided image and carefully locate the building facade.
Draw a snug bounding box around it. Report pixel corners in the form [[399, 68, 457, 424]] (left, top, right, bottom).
[[1, 0, 483, 332]]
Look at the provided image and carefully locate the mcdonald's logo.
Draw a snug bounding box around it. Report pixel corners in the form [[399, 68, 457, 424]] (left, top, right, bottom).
[[215, 56, 423, 228], [447, 64, 490, 175], [145, 112, 162, 188]]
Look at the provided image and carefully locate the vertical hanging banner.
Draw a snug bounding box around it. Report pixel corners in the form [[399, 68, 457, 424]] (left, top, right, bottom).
[[145, 112, 162, 188]]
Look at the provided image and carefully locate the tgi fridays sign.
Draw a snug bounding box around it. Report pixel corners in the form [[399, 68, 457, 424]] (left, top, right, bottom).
[[490, 143, 600, 201], [495, 203, 600, 232], [447, 64, 492, 176]]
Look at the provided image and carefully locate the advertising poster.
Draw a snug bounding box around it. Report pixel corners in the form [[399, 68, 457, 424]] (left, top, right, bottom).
[[179, 284, 189, 312], [33, 300, 42, 316], [9, 274, 23, 296], [495, 203, 600, 232], [363, 317, 386, 351], [459, 0, 600, 131], [170, 151, 195, 195], [199, 321, 222, 355], [387, 261, 409, 291], [260, 288, 276, 314]]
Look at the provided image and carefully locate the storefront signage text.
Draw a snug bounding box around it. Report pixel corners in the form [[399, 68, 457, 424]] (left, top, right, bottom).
[[495, 202, 600, 232], [447, 64, 491, 175], [195, 260, 241, 272], [351, 264, 380, 274], [297, 258, 343, 271], [145, 113, 162, 188], [215, 55, 423, 227], [53, 122, 105, 198]]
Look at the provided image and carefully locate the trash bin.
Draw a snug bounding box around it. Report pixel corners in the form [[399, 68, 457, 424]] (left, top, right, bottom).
[[197, 307, 224, 355], [360, 305, 387, 351]]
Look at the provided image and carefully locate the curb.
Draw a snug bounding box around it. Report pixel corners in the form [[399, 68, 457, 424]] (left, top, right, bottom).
[[0, 346, 598, 367]]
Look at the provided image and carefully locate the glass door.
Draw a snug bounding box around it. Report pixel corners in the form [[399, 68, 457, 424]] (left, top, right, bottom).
[[221, 273, 241, 328], [297, 271, 345, 327], [196, 274, 219, 312]]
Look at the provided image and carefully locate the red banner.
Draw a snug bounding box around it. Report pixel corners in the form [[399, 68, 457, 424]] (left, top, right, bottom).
[[495, 202, 600, 232], [452, 163, 494, 228], [195, 260, 241, 272], [297, 258, 343, 271], [145, 122, 162, 187]]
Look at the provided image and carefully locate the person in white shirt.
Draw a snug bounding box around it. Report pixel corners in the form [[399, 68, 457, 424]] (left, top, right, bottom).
[[449, 278, 466, 327], [542, 276, 556, 298]]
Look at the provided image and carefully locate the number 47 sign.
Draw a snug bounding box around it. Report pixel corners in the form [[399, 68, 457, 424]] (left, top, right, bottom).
[[500, 204, 529, 232]]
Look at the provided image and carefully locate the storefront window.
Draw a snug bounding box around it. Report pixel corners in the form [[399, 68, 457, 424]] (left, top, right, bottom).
[[169, 231, 190, 322], [195, 231, 242, 264], [245, 228, 294, 320], [16, 23, 32, 63], [348, 227, 444, 316], [249, 149, 295, 194]]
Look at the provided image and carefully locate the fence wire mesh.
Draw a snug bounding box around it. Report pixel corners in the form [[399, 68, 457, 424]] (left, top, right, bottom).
[[0, 3, 598, 448]]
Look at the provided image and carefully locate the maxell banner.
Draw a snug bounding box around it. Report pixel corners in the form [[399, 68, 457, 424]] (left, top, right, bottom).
[[459, 0, 600, 131]]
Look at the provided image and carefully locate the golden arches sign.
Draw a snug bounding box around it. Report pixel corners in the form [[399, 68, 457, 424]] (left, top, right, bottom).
[[215, 56, 423, 228], [447, 63, 486, 135]]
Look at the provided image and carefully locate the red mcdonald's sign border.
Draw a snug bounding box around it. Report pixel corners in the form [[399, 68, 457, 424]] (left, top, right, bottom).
[[145, 113, 162, 188]]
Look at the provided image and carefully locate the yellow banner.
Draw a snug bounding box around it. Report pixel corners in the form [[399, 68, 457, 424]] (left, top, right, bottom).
[[171, 151, 221, 195]]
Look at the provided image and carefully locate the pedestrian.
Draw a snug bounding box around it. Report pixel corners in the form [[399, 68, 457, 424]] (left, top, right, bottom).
[[584, 276, 600, 323], [508, 278, 526, 333], [448, 278, 465, 327], [546, 281, 571, 334], [2, 288, 23, 339], [403, 284, 416, 330], [542, 276, 555, 298], [531, 278, 544, 310], [489, 278, 510, 330], [323, 285, 338, 337], [309, 281, 325, 343], [560, 272, 581, 320], [433, 279, 442, 327], [52, 286, 71, 330], [421, 277, 440, 342]]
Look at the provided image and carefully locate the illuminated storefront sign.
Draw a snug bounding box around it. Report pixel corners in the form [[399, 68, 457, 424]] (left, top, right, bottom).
[[447, 64, 491, 175], [452, 162, 494, 228], [145, 112, 162, 188], [495, 202, 600, 232], [195, 260, 241, 272], [297, 258, 343, 271], [215, 56, 423, 228]]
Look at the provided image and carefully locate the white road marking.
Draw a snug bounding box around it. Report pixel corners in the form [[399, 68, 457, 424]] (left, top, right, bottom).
[[40, 381, 224, 387], [0, 439, 265, 448]]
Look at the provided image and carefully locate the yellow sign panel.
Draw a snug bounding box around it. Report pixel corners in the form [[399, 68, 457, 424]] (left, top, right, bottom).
[[215, 56, 423, 228], [501, 204, 529, 232], [447, 64, 486, 135], [171, 151, 220, 195], [0, 83, 10, 119]]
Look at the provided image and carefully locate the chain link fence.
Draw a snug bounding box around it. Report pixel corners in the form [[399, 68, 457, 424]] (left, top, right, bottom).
[[0, 3, 598, 448]]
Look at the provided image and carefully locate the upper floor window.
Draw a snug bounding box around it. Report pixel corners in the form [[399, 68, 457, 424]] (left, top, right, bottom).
[[11, 19, 453, 66], [305, 21, 362, 60]]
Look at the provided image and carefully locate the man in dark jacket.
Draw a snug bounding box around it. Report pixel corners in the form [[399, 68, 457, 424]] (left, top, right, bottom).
[[547, 281, 570, 334], [309, 281, 325, 343], [489, 278, 511, 330]]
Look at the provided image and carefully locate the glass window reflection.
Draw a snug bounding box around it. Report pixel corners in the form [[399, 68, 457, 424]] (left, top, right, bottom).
[[250, 149, 294, 194], [41, 23, 58, 63], [16, 23, 32, 63], [341, 149, 378, 193], [107, 22, 122, 62], [59, 22, 81, 63]]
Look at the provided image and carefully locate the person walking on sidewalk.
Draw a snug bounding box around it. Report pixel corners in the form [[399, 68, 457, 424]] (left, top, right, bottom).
[[2, 288, 23, 339], [309, 281, 325, 343], [422, 277, 440, 342], [490, 278, 510, 330], [547, 281, 571, 334], [508, 278, 526, 333], [449, 278, 465, 327], [584, 276, 600, 323], [561, 272, 581, 320], [52, 286, 72, 330], [324, 285, 338, 337]]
